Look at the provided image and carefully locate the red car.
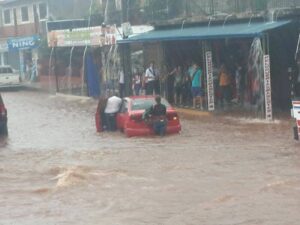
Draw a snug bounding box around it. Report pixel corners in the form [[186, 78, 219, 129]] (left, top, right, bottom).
[[116, 96, 181, 137], [95, 96, 182, 137]]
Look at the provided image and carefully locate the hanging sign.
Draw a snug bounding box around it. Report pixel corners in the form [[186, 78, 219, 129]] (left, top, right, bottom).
[[206, 51, 215, 111], [48, 25, 117, 47], [292, 101, 300, 120], [7, 35, 40, 51], [264, 55, 273, 121], [292, 101, 300, 139]]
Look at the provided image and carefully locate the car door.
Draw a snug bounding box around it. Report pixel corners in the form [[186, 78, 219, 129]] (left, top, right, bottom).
[[116, 99, 129, 129]]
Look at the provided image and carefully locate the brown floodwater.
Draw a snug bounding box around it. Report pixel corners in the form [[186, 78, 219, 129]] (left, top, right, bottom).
[[0, 90, 299, 225]]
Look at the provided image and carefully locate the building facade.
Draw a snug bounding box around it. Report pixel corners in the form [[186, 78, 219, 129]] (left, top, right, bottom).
[[117, 0, 300, 117], [0, 0, 91, 80]]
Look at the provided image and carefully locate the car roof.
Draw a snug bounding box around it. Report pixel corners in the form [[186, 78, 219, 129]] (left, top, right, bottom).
[[128, 95, 158, 100]]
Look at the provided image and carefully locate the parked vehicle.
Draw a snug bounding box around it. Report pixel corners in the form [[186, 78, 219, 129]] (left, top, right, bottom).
[[0, 94, 8, 135], [116, 96, 181, 137], [95, 96, 181, 137], [0, 66, 21, 88], [291, 100, 300, 140]]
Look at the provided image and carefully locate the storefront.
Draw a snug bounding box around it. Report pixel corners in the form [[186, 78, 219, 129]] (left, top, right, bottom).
[[7, 35, 40, 81], [118, 20, 293, 119], [47, 25, 117, 96]]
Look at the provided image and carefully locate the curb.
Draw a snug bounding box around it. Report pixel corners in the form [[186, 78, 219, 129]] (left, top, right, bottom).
[[22, 83, 53, 93], [55, 93, 93, 101], [175, 107, 211, 117]]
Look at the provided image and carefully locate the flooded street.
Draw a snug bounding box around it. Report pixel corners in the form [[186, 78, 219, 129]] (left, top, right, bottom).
[[0, 90, 299, 225]]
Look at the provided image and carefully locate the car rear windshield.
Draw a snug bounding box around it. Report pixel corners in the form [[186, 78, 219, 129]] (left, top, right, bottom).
[[0, 68, 13, 74], [131, 98, 170, 111]]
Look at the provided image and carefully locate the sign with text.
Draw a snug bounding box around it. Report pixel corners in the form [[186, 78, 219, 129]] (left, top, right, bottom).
[[292, 101, 300, 120], [264, 55, 273, 121], [206, 51, 215, 111], [7, 35, 40, 51], [292, 101, 300, 138], [48, 25, 117, 47]]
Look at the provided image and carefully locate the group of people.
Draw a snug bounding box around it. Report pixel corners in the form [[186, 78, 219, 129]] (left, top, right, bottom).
[[97, 94, 168, 136], [131, 61, 246, 110], [131, 61, 205, 109]]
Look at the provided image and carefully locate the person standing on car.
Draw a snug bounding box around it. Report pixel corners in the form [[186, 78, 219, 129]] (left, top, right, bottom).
[[147, 95, 167, 136], [104, 94, 122, 131]]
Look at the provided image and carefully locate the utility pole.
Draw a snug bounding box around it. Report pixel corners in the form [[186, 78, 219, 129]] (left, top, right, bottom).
[[121, 0, 132, 96]]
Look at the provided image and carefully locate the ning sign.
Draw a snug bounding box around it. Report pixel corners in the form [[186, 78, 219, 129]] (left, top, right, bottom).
[[7, 35, 39, 51], [264, 55, 273, 121], [206, 51, 215, 111]]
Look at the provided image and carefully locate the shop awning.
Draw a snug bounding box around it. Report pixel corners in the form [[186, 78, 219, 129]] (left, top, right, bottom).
[[118, 20, 291, 44]]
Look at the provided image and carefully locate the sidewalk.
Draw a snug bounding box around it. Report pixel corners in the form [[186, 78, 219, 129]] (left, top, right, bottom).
[[22, 81, 50, 92], [175, 107, 211, 118], [22, 82, 288, 121]]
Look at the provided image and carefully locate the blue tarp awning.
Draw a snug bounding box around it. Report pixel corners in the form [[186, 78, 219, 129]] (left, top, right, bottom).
[[118, 20, 291, 44]]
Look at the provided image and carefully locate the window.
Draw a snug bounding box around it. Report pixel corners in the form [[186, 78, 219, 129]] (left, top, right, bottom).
[[120, 100, 129, 113], [131, 98, 170, 111], [38, 3, 47, 20], [3, 9, 11, 24], [3, 52, 8, 66], [21, 6, 29, 22], [115, 0, 122, 10], [0, 67, 12, 74]]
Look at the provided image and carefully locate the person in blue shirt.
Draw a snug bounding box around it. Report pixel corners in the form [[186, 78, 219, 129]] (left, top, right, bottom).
[[189, 62, 204, 110]]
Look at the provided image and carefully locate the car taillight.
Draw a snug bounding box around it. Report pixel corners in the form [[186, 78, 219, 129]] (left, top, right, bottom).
[[168, 113, 179, 121]]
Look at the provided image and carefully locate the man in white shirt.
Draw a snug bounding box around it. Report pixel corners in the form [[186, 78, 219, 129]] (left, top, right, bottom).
[[118, 69, 125, 98], [105, 95, 122, 131], [145, 62, 156, 95]]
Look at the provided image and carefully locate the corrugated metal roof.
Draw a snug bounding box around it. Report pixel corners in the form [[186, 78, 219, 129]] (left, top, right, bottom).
[[118, 20, 291, 44]]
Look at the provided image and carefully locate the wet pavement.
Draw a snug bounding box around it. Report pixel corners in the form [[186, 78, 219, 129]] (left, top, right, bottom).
[[0, 90, 299, 225]]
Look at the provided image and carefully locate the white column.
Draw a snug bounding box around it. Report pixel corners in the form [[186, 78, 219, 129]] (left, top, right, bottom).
[[206, 51, 215, 111], [263, 55, 273, 121], [19, 50, 25, 80], [32, 49, 38, 78]]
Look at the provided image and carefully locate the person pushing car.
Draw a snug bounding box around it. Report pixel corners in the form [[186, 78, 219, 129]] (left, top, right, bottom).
[[145, 95, 167, 136]]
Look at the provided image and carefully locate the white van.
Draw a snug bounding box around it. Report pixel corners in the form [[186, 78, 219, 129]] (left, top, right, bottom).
[[0, 66, 21, 88]]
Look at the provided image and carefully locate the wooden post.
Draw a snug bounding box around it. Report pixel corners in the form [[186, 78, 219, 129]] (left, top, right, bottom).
[[54, 47, 59, 92]]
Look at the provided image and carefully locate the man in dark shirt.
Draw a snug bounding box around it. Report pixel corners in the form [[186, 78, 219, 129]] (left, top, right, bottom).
[[147, 95, 167, 136]]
